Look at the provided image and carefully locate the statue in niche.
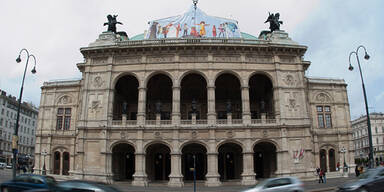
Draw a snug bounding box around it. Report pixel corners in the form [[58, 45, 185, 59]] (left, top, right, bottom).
[[155, 101, 162, 114], [226, 100, 232, 113], [260, 100, 266, 113], [191, 98, 197, 113], [122, 101, 128, 115], [104, 14, 122, 33]]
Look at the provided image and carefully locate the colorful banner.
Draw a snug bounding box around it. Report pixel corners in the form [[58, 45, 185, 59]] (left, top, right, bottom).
[[145, 6, 242, 39]]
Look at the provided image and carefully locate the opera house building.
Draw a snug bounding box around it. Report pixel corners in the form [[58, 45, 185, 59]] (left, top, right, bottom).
[[34, 6, 354, 187]]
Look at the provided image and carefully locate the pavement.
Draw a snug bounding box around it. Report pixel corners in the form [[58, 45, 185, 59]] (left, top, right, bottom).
[[0, 168, 357, 192]]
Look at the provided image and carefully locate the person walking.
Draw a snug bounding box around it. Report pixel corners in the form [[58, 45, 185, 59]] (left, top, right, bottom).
[[323, 170, 327, 183], [355, 165, 360, 177], [318, 169, 324, 183]]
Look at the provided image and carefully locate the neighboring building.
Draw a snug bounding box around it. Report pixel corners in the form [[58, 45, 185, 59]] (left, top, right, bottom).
[[34, 6, 354, 186], [352, 113, 384, 164], [0, 89, 38, 166]]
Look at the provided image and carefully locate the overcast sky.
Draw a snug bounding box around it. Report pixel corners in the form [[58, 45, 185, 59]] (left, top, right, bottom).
[[0, 0, 383, 120]]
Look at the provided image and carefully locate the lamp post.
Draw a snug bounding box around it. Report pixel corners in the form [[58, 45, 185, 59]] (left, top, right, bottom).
[[12, 48, 37, 179], [348, 45, 373, 168], [41, 150, 47, 175]]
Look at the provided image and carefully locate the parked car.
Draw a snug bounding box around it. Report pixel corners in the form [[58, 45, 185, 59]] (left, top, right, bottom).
[[0, 174, 58, 192], [57, 180, 122, 192], [0, 162, 6, 169], [338, 166, 384, 192], [5, 164, 12, 169], [241, 176, 304, 192]]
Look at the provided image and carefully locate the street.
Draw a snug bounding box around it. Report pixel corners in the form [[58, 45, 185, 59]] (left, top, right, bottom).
[[0, 169, 356, 192]]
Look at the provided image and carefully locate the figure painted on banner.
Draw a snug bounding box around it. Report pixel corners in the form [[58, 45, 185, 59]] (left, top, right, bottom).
[[183, 23, 189, 36], [196, 21, 210, 37], [104, 14, 123, 34], [190, 26, 198, 37], [157, 24, 163, 38], [174, 23, 181, 38], [149, 22, 158, 39], [225, 22, 238, 37], [162, 23, 173, 38], [212, 25, 217, 37], [218, 23, 226, 37]]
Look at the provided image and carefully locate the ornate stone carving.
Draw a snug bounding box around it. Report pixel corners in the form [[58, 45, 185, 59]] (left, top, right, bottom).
[[93, 76, 104, 88], [191, 131, 197, 139], [147, 55, 173, 63], [180, 55, 208, 62], [263, 130, 268, 137], [58, 95, 72, 105], [213, 55, 240, 62], [121, 131, 126, 139], [316, 93, 331, 103], [154, 131, 162, 139], [92, 57, 108, 64], [115, 56, 141, 64], [283, 74, 296, 86], [226, 130, 234, 138], [285, 92, 299, 112], [245, 55, 272, 63]]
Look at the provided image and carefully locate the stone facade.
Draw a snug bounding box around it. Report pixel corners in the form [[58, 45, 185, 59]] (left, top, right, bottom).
[[34, 31, 354, 186]]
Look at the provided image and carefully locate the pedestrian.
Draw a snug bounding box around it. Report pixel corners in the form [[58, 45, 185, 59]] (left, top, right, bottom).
[[355, 165, 360, 177], [22, 166, 27, 173], [323, 170, 326, 183], [336, 162, 340, 171], [318, 169, 324, 183]]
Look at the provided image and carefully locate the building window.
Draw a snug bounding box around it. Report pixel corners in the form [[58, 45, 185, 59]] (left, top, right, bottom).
[[317, 106, 332, 128], [56, 108, 71, 130]]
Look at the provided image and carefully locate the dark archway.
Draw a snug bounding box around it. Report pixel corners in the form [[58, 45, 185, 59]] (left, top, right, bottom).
[[329, 149, 336, 172], [249, 74, 274, 119], [320, 149, 327, 172], [53, 151, 60, 175], [112, 143, 135, 181], [113, 75, 139, 120], [146, 143, 171, 181], [146, 74, 173, 120], [182, 143, 207, 181], [218, 143, 243, 181], [253, 142, 277, 178], [62, 152, 70, 175], [215, 73, 242, 119], [180, 73, 207, 120]]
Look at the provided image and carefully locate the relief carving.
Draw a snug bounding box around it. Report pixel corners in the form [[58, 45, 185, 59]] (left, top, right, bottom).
[[191, 131, 198, 139], [283, 74, 296, 86], [93, 76, 104, 88], [285, 92, 300, 112], [58, 95, 72, 105], [227, 130, 234, 138], [180, 55, 207, 62], [147, 55, 173, 63], [316, 93, 331, 103], [245, 55, 272, 63], [115, 56, 140, 64], [213, 55, 240, 62]]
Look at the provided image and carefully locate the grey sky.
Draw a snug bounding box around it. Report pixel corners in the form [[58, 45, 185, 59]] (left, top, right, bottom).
[[0, 0, 382, 119]]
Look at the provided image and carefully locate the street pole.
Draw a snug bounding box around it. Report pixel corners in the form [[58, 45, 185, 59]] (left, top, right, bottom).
[[13, 49, 37, 179], [193, 155, 196, 192], [348, 45, 373, 168]]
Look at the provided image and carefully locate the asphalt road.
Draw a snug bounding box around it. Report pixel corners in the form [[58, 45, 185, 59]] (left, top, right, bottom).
[[0, 168, 356, 192]]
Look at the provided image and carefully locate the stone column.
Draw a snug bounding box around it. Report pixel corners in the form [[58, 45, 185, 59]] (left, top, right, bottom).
[[132, 131, 148, 186], [168, 152, 184, 187], [241, 86, 251, 125], [156, 113, 161, 125], [60, 152, 63, 175], [227, 113, 232, 124], [207, 86, 216, 125], [205, 129, 221, 186], [326, 150, 330, 172], [241, 152, 256, 185], [192, 113, 196, 124], [137, 87, 146, 125], [172, 86, 181, 125], [122, 114, 127, 126]]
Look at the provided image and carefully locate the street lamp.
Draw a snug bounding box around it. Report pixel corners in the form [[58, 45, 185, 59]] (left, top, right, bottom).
[[348, 45, 374, 168], [41, 150, 47, 175], [12, 48, 37, 179]]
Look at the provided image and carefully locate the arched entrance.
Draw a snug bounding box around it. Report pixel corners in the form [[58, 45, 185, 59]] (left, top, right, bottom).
[[146, 74, 173, 120], [253, 142, 277, 178], [53, 151, 60, 174], [113, 75, 139, 120], [249, 74, 274, 119], [218, 143, 243, 181], [320, 149, 327, 172], [112, 143, 135, 181], [182, 143, 207, 181], [180, 73, 207, 120], [62, 152, 70, 175], [329, 149, 336, 172], [215, 73, 242, 119], [146, 143, 171, 181]]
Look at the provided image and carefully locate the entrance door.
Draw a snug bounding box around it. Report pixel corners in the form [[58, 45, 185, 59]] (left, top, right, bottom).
[[320, 149, 327, 172], [112, 143, 135, 181], [218, 143, 243, 181], [62, 152, 69, 175], [329, 149, 336, 172], [53, 151, 60, 175], [182, 143, 207, 181], [146, 144, 171, 181], [253, 142, 277, 178]]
